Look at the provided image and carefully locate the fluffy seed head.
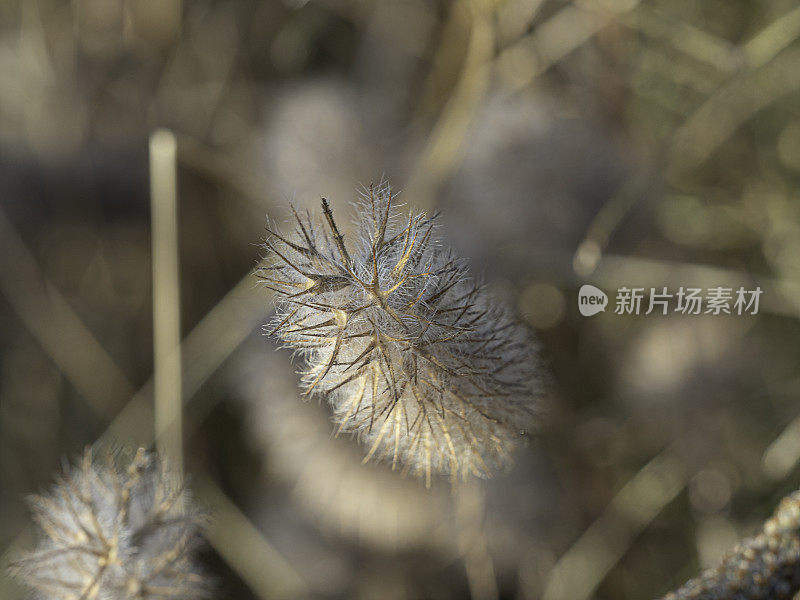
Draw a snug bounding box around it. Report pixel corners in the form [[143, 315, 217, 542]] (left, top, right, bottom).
[[260, 182, 540, 485], [10, 447, 209, 600]]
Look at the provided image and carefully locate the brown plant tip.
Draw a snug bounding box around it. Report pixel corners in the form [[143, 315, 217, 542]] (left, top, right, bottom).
[[259, 181, 542, 486], [9, 447, 210, 600], [661, 490, 800, 600]]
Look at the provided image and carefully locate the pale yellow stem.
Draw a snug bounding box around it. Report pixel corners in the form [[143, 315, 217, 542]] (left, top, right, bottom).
[[150, 129, 183, 473]]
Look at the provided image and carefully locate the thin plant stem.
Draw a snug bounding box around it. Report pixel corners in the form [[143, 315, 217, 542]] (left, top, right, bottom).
[[150, 129, 184, 473]]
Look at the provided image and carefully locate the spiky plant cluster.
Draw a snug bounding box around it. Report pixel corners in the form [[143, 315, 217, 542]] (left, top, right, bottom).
[[260, 182, 540, 486], [662, 490, 800, 600], [10, 447, 209, 600]]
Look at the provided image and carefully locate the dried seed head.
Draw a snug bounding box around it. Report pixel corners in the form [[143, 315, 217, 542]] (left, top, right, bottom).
[[661, 490, 800, 600], [260, 181, 541, 485], [9, 447, 210, 600]]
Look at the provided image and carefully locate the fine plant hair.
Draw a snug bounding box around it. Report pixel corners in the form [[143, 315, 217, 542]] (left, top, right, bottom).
[[260, 181, 540, 486], [9, 447, 209, 600], [662, 489, 800, 600]]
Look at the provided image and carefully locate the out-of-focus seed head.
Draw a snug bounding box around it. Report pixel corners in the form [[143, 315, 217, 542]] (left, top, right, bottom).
[[9, 447, 209, 600], [661, 490, 800, 600], [260, 181, 541, 486]]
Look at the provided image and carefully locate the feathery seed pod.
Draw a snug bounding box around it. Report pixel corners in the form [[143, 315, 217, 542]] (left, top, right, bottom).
[[9, 447, 209, 600], [661, 490, 800, 600], [260, 182, 541, 486]]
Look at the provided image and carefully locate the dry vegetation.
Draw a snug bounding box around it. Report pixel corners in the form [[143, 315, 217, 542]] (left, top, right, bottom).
[[2, 0, 800, 599]]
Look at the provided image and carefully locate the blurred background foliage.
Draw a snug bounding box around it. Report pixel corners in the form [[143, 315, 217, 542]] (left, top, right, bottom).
[[2, 0, 800, 599]]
